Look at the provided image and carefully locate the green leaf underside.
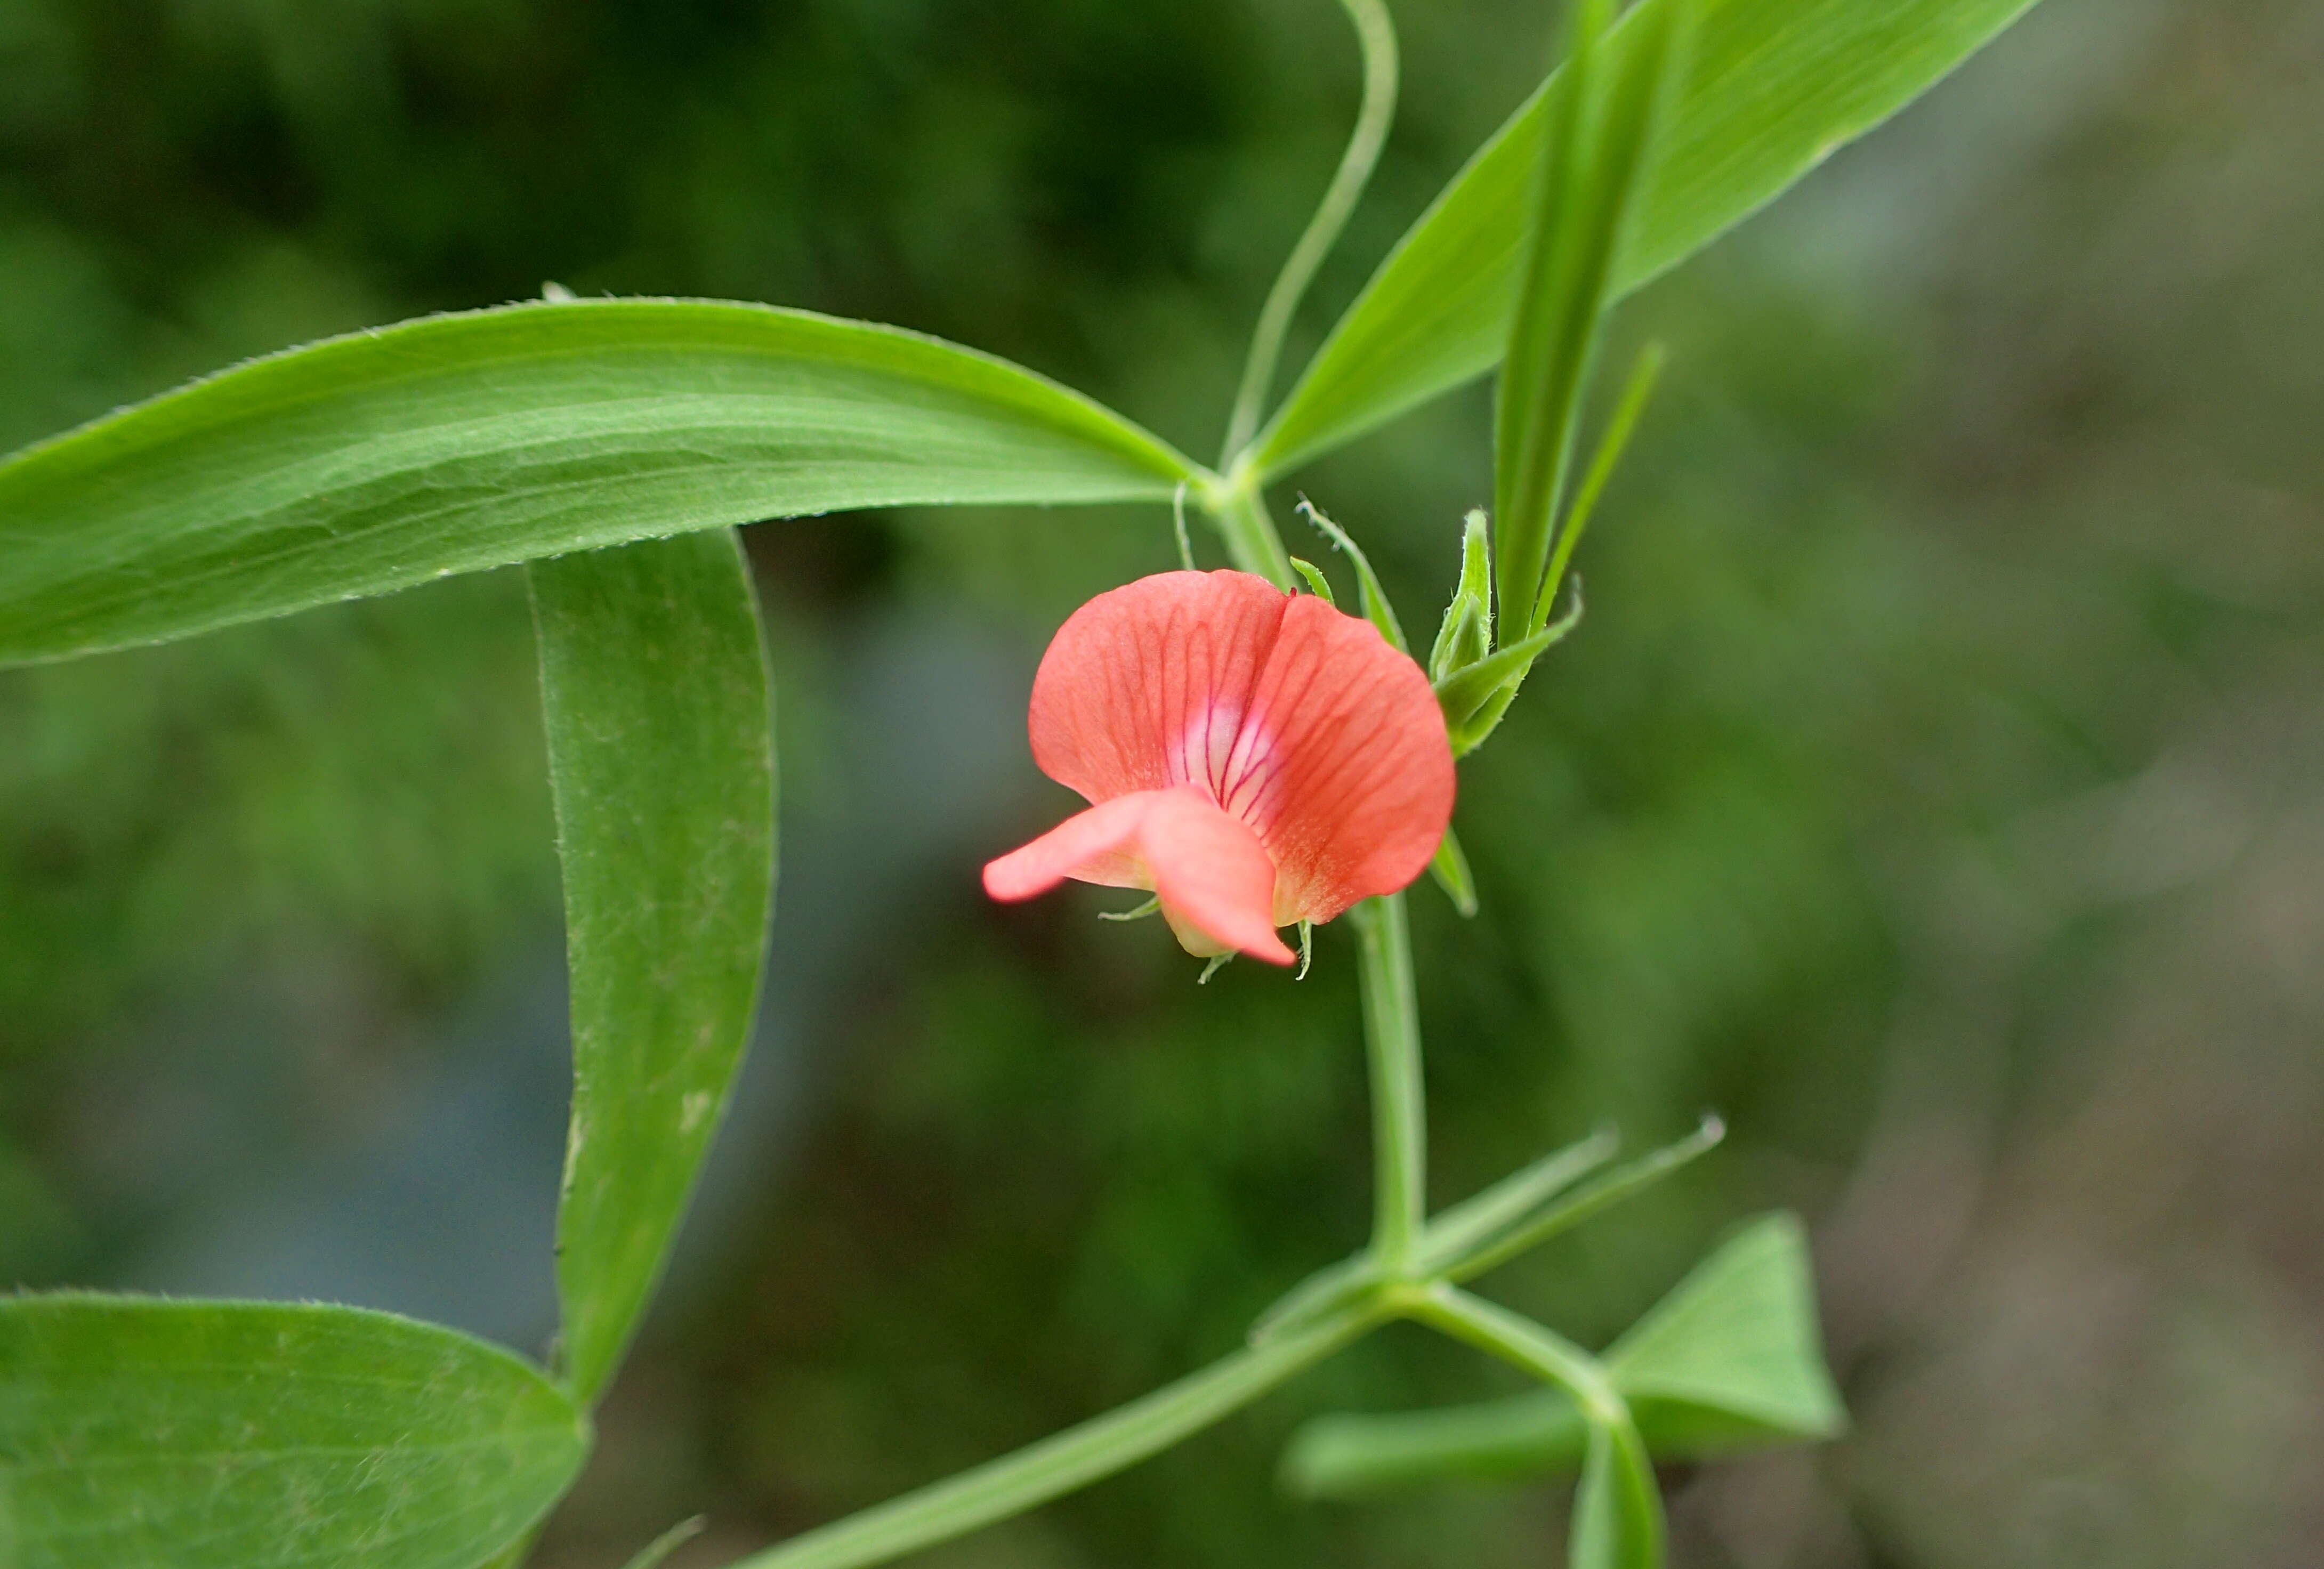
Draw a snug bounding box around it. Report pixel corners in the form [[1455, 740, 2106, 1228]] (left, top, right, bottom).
[[1277, 1214, 1844, 1496], [532, 530, 777, 1407], [1252, 0, 2044, 476], [0, 1294, 588, 1569], [0, 298, 1195, 668]]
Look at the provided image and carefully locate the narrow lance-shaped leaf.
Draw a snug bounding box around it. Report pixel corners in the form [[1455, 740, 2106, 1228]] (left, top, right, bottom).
[[1252, 0, 2046, 476], [0, 298, 1197, 668], [1492, 0, 1680, 644], [0, 1294, 589, 1569], [1441, 1114, 1725, 1285], [1417, 1125, 1620, 1274], [531, 528, 777, 1406], [1492, 0, 1610, 641]]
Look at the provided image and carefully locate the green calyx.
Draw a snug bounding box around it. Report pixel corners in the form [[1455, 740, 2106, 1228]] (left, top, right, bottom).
[[1427, 511, 1495, 683]]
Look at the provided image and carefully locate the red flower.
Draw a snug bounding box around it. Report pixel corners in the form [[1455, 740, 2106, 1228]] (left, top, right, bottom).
[[983, 570, 1456, 964]]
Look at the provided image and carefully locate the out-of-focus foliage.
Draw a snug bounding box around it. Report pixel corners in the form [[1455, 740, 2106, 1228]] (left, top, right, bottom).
[[3, 3, 2319, 1569]]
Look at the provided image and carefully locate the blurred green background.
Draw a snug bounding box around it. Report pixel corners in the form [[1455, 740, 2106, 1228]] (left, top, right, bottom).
[[3, 0, 2320, 1565]]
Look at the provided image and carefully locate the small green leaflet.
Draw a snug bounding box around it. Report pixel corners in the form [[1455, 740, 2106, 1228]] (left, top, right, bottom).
[[1279, 1387, 1592, 1495], [0, 298, 1195, 668], [1607, 1210, 1847, 1444], [1569, 1417, 1664, 1569], [531, 530, 777, 1407], [0, 1295, 588, 1569], [1276, 1212, 1843, 1496], [1250, 0, 2046, 476]]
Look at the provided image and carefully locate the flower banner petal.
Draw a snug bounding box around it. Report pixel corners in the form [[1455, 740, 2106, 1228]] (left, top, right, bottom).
[[1241, 595, 1454, 923], [1028, 571, 1290, 806]]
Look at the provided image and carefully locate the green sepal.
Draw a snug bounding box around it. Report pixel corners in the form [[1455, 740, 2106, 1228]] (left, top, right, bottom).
[[1297, 499, 1407, 653], [1426, 823, 1480, 918], [1289, 556, 1339, 605], [1435, 618, 1564, 726], [1426, 509, 1495, 682], [1443, 578, 1585, 756]]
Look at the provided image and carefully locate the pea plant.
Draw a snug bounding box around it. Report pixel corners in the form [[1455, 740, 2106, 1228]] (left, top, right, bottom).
[[0, 2, 2041, 1566]]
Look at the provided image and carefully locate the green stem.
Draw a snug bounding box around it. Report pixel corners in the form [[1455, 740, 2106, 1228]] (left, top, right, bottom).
[[1351, 893, 1426, 1274], [1221, 0, 1399, 466], [1404, 1282, 1622, 1426], [727, 1302, 1382, 1569], [1208, 477, 1297, 588], [1408, 1285, 1665, 1567]]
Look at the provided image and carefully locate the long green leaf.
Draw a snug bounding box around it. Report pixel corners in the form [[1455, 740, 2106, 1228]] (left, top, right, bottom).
[[1492, 0, 1682, 641], [1251, 0, 2044, 476], [0, 298, 1196, 668], [531, 530, 776, 1407], [0, 1294, 588, 1569]]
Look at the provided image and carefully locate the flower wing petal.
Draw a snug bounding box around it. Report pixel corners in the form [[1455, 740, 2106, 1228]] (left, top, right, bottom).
[[982, 786, 1294, 965], [1230, 593, 1455, 924], [1027, 570, 1290, 805], [982, 792, 1157, 901]]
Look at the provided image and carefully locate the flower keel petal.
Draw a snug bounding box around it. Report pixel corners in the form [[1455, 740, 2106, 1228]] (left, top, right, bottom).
[[1137, 788, 1296, 965]]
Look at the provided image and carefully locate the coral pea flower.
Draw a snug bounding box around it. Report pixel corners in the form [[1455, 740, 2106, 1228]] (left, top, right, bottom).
[[983, 569, 1456, 965]]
